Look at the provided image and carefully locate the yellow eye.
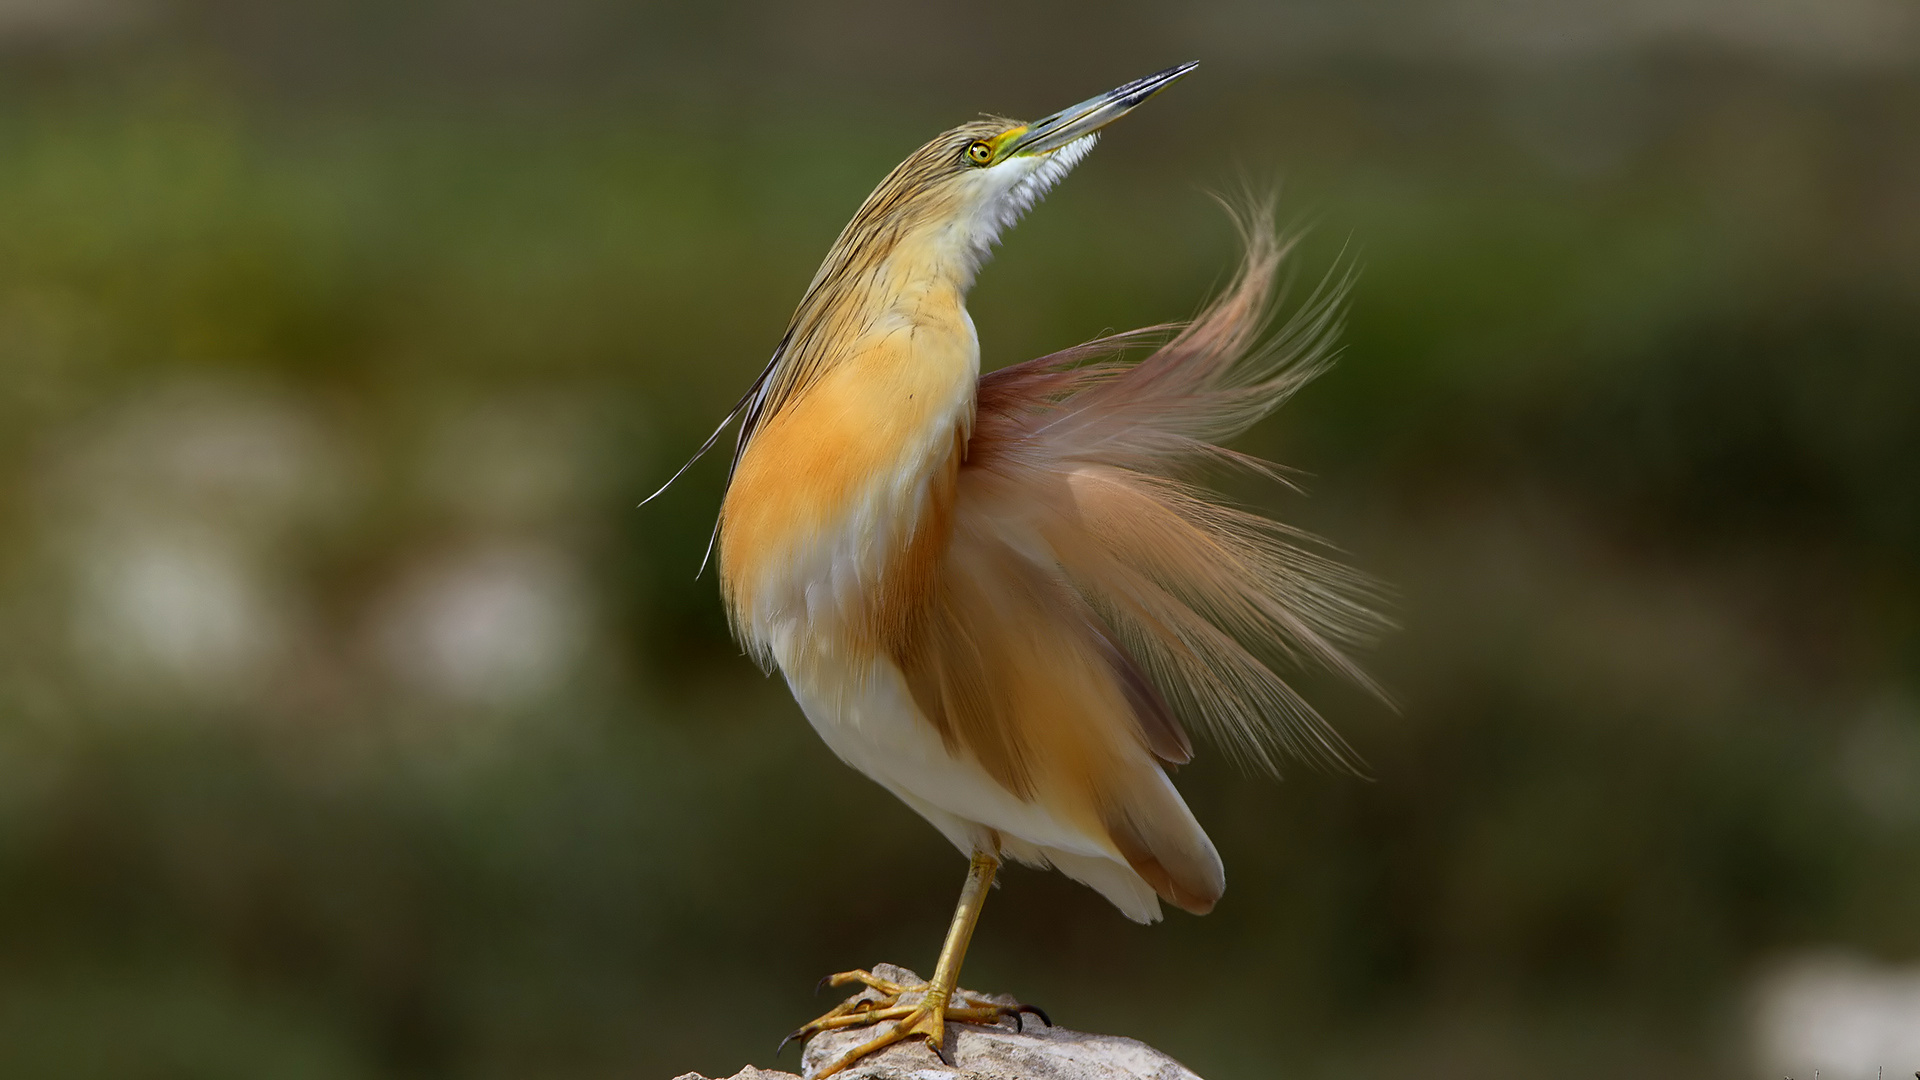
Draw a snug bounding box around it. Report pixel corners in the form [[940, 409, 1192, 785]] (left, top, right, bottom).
[[966, 141, 993, 165]]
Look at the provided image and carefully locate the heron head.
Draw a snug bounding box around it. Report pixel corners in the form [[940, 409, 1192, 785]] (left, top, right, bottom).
[[866, 63, 1198, 272]]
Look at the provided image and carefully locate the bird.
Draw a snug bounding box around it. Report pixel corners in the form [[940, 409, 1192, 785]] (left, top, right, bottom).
[[648, 62, 1386, 1075]]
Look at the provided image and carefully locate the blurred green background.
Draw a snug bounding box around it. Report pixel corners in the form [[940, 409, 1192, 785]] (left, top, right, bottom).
[[1, 2, 1917, 1078]]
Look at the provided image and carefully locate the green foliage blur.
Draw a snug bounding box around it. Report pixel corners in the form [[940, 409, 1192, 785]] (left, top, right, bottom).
[[1, 3, 1916, 1078]]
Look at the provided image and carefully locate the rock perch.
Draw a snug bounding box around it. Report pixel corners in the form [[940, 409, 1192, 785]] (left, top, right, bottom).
[[672, 964, 1203, 1080]]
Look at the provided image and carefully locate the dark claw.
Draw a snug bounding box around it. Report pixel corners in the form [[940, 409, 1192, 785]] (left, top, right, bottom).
[[931, 1036, 956, 1067], [814, 974, 835, 996], [1017, 1003, 1052, 1028], [776, 1028, 805, 1056]]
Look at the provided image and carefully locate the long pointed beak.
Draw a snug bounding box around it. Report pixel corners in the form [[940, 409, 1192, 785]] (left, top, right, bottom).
[[1002, 62, 1199, 158]]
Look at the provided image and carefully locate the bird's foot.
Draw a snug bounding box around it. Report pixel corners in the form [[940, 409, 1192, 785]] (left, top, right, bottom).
[[780, 968, 1048, 1077]]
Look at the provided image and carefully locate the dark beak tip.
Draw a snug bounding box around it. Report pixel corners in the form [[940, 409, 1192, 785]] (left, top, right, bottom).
[[1119, 61, 1200, 104], [1014, 61, 1199, 156], [1156, 60, 1201, 83]]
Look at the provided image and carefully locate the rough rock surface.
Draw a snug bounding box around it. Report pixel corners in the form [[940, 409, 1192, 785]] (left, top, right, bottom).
[[672, 964, 1202, 1080]]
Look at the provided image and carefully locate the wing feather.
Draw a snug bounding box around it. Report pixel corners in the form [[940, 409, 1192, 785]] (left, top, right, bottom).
[[955, 201, 1391, 778]]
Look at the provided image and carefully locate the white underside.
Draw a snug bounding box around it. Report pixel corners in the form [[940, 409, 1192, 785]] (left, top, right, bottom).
[[784, 654, 1165, 923]]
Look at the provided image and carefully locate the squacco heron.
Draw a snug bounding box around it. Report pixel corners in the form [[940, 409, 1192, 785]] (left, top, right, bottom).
[[651, 62, 1385, 1074]]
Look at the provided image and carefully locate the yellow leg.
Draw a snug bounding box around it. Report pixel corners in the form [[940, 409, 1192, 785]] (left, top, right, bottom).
[[786, 851, 1044, 1076]]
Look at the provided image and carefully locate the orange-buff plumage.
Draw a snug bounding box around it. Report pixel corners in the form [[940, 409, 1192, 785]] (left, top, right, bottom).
[[658, 63, 1386, 1071]]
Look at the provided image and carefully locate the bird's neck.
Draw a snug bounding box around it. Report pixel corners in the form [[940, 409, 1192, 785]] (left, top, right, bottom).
[[777, 223, 985, 410], [850, 224, 985, 322], [842, 226, 983, 418]]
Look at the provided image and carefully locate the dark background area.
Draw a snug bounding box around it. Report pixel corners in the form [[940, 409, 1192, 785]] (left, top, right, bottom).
[[1, 1, 1916, 1077]]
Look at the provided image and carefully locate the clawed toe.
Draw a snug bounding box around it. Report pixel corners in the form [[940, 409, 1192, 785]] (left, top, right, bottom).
[[787, 971, 1050, 1076]]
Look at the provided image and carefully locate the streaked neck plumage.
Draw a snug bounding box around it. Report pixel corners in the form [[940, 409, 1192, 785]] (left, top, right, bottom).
[[747, 126, 1097, 436], [715, 125, 1096, 664]]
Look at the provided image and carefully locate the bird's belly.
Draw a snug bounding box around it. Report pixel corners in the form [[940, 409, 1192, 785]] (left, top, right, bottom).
[[783, 654, 1114, 859]]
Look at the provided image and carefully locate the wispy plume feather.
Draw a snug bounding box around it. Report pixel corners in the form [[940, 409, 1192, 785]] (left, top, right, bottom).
[[961, 200, 1392, 775]]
